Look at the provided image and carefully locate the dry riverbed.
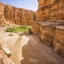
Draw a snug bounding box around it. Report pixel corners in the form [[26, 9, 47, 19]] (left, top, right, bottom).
[[0, 27, 64, 64]]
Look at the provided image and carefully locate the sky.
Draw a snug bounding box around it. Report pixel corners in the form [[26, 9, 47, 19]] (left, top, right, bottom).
[[0, 0, 38, 11]]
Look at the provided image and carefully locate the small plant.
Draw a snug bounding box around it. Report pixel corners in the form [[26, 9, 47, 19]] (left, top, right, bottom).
[[5, 27, 16, 32], [5, 25, 31, 33]]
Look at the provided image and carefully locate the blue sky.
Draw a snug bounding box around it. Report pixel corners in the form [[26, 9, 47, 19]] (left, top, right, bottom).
[[0, 0, 38, 11]]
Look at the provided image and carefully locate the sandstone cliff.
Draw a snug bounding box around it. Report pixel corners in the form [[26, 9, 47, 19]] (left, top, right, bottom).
[[0, 2, 36, 26], [32, 0, 64, 58], [37, 0, 64, 21]]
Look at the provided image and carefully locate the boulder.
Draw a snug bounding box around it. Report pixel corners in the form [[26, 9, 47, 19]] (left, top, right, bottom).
[[0, 49, 15, 64]]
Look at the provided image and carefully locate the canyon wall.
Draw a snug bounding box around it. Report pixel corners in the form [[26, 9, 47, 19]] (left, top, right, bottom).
[[0, 2, 36, 26], [0, 2, 7, 26], [37, 0, 64, 21], [32, 0, 64, 58]]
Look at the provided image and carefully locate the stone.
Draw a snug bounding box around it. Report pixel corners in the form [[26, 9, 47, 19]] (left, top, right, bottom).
[[37, 0, 64, 21], [4, 4, 35, 25], [0, 49, 15, 64], [0, 2, 36, 26], [9, 35, 30, 64], [0, 32, 30, 64], [0, 2, 7, 26], [40, 22, 55, 47], [53, 26, 64, 57], [32, 22, 41, 36], [2, 47, 11, 57], [0, 43, 2, 50]]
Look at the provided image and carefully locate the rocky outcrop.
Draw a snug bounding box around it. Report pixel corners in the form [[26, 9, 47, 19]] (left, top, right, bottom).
[[40, 23, 55, 47], [32, 1, 64, 58], [53, 26, 64, 57], [35, 0, 64, 58], [32, 22, 41, 36], [0, 2, 7, 26], [32, 21, 64, 58], [4, 5, 36, 25], [37, 0, 64, 21], [0, 2, 36, 26], [0, 49, 15, 64]]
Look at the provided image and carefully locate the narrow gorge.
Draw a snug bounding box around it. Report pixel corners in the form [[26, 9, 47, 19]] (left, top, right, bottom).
[[0, 0, 64, 64]]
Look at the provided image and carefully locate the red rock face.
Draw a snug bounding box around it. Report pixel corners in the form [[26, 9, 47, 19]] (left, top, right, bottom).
[[0, 2, 5, 15], [0, 2, 36, 25], [37, 0, 64, 21]]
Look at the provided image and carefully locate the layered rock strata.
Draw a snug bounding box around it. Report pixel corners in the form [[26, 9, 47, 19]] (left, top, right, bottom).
[[53, 26, 64, 57], [33, 0, 64, 58], [37, 0, 64, 21], [32, 22, 41, 36], [40, 23, 55, 47], [32, 21, 64, 57], [0, 2, 36, 26]]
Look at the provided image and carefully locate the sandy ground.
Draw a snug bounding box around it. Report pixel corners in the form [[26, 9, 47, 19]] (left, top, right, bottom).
[[0, 30, 64, 64], [21, 35, 64, 64]]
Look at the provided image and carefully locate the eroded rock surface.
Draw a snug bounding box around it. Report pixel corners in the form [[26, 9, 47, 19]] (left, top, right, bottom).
[[0, 2, 36, 26], [37, 0, 64, 21], [53, 26, 64, 58], [0, 49, 15, 64]]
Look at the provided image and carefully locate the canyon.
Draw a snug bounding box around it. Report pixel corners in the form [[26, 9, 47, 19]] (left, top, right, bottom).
[[32, 0, 64, 58], [0, 2, 36, 26], [0, 0, 64, 64]]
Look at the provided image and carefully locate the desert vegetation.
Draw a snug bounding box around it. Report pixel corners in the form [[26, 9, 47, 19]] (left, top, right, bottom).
[[5, 25, 31, 33], [0, 0, 64, 64]]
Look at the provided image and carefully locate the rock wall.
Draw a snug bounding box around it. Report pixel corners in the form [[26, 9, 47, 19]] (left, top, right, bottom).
[[40, 23, 55, 47], [0, 2, 6, 26], [37, 0, 64, 21], [31, 0, 64, 58], [0, 2, 36, 26], [32, 22, 41, 36], [32, 21, 64, 58], [53, 26, 64, 57]]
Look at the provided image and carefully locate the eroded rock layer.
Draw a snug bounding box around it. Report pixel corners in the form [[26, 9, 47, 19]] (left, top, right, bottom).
[[0, 2, 36, 26], [32, 21, 64, 58], [37, 0, 64, 21], [53, 26, 64, 58]]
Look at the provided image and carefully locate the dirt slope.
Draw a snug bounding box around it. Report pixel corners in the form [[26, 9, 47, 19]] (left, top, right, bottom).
[[21, 35, 64, 64]]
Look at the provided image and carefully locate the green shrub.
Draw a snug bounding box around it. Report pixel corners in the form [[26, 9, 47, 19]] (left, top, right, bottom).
[[5, 25, 31, 33]]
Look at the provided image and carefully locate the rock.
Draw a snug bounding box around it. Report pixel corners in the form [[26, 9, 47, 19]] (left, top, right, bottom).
[[0, 2, 5, 15], [2, 47, 11, 57], [53, 26, 64, 57], [40, 22, 55, 46], [9, 35, 30, 64], [0, 2, 36, 26], [37, 0, 64, 21], [36, 1, 64, 55], [0, 32, 30, 64], [0, 2, 7, 26], [0, 49, 15, 64], [0, 43, 2, 50], [32, 22, 41, 36]]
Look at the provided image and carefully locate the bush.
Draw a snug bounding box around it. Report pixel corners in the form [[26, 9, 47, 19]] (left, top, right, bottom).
[[5, 25, 31, 33]]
